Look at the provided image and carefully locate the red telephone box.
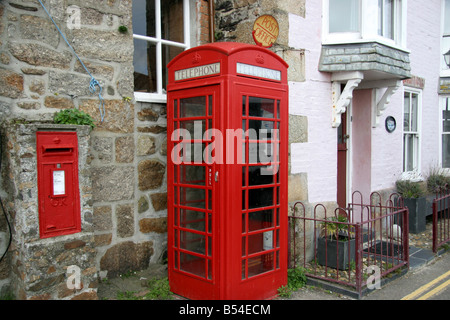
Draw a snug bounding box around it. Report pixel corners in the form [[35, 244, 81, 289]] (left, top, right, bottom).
[[36, 131, 81, 239], [167, 42, 289, 300]]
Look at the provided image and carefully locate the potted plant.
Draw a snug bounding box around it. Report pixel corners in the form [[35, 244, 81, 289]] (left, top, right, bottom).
[[395, 179, 427, 234], [317, 215, 356, 270]]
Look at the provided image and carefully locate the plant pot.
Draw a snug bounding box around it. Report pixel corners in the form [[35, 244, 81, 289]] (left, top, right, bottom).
[[317, 236, 356, 270], [404, 197, 427, 234]]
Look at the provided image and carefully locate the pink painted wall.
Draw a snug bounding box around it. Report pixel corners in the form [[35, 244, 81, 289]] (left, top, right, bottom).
[[289, 1, 336, 203], [288, 0, 444, 205], [352, 89, 372, 198]]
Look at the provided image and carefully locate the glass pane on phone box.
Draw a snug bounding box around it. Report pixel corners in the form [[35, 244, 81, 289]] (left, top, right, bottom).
[[249, 97, 275, 118], [180, 96, 206, 118]]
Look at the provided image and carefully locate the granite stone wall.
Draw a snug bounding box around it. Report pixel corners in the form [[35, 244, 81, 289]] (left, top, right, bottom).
[[0, 0, 180, 299]]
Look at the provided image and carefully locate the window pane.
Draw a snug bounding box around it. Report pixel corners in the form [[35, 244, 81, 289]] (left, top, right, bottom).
[[248, 209, 274, 231], [248, 187, 273, 209], [329, 0, 360, 33], [180, 96, 206, 118], [180, 187, 205, 209], [249, 97, 275, 118], [180, 210, 206, 232], [403, 93, 410, 131], [411, 93, 418, 132], [180, 252, 205, 278], [133, 39, 156, 93], [443, 134, 450, 168], [445, 0, 450, 35], [132, 0, 155, 38], [247, 253, 274, 278], [406, 135, 415, 172], [162, 44, 184, 91], [379, 0, 394, 39], [443, 99, 450, 132], [180, 165, 205, 185], [247, 166, 274, 186], [161, 0, 184, 43]]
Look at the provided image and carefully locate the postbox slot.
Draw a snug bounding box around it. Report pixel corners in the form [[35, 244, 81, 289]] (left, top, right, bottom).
[[42, 145, 73, 154]]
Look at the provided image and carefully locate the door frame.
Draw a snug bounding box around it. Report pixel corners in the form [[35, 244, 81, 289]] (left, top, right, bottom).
[[337, 105, 352, 209]]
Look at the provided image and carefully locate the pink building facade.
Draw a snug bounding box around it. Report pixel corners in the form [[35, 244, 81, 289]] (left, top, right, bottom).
[[289, 0, 449, 207]]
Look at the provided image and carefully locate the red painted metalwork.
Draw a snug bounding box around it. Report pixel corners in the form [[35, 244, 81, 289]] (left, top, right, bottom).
[[289, 192, 409, 297], [36, 131, 81, 239], [432, 189, 450, 253], [167, 42, 289, 300]]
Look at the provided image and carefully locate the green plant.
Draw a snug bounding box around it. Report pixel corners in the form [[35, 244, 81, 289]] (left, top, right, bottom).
[[118, 25, 128, 33], [53, 108, 95, 129], [277, 267, 308, 298], [395, 180, 424, 199], [117, 290, 140, 300], [320, 215, 354, 241], [277, 285, 292, 298], [287, 267, 307, 290], [426, 167, 450, 194], [144, 277, 173, 300]]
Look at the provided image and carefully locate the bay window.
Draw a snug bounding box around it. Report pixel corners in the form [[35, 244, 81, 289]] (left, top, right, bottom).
[[323, 0, 406, 48]]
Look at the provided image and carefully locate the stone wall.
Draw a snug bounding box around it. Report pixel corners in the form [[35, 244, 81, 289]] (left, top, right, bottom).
[[1, 123, 96, 300], [0, 0, 210, 299], [214, 0, 306, 83]]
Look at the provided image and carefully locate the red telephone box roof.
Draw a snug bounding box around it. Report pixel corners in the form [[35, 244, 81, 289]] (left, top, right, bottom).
[[168, 42, 288, 68], [167, 42, 288, 85]]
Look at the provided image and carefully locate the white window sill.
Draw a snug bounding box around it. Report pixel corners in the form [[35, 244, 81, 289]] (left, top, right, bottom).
[[134, 92, 167, 104]]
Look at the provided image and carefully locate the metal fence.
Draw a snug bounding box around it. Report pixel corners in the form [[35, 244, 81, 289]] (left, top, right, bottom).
[[289, 192, 409, 296], [432, 189, 450, 253]]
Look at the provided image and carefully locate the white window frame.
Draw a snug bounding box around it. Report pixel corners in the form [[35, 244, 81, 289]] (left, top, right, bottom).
[[133, 0, 191, 103], [440, 96, 450, 170], [402, 88, 422, 177], [441, 0, 450, 77], [322, 0, 408, 51]]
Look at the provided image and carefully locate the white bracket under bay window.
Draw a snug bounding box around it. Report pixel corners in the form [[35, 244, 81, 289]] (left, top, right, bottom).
[[323, 0, 407, 50], [331, 72, 363, 128], [331, 72, 400, 128], [132, 0, 191, 103], [357, 79, 402, 127]]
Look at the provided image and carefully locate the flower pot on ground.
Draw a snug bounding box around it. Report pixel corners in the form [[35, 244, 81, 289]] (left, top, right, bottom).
[[316, 215, 356, 270], [396, 180, 428, 234]]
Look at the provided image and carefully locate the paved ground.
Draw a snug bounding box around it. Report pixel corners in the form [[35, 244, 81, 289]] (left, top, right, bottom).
[[98, 247, 449, 301]]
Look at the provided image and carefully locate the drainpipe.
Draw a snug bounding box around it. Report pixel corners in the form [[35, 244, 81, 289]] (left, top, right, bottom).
[[208, 0, 215, 42]]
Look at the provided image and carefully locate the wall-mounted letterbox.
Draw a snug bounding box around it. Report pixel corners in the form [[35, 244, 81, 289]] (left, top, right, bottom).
[[36, 131, 81, 239], [167, 42, 289, 300]]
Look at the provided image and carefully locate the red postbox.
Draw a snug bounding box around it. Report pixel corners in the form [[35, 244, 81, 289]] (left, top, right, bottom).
[[167, 42, 289, 300], [36, 131, 81, 238]]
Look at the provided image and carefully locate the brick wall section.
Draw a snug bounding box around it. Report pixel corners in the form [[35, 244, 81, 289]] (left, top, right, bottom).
[[198, 0, 212, 44]]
